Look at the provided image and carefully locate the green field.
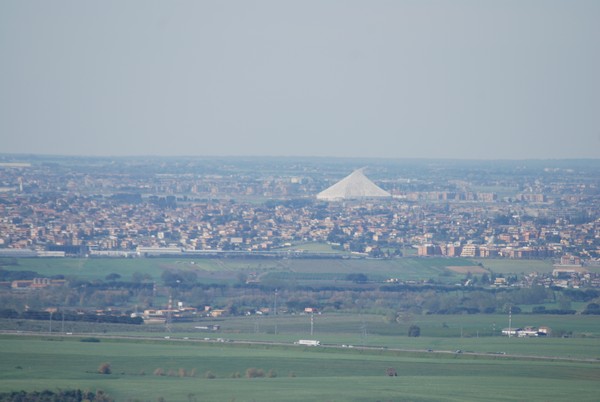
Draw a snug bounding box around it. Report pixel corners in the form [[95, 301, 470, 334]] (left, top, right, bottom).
[[204, 313, 600, 357], [473, 259, 556, 275], [3, 256, 577, 288], [2, 312, 600, 361], [1, 256, 480, 285], [3, 256, 600, 400], [1, 335, 599, 402]]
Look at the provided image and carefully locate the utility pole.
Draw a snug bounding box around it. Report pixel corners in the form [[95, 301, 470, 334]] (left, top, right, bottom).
[[274, 289, 278, 335], [508, 306, 512, 338], [360, 318, 367, 344], [166, 294, 173, 333]]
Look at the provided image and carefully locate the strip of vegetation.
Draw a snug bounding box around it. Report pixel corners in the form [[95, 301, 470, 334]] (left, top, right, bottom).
[[81, 337, 101, 342], [0, 389, 113, 402], [0, 309, 142, 325], [531, 306, 576, 315]]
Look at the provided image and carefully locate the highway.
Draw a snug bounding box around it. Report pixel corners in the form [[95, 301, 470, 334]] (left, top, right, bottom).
[[1, 329, 598, 364]]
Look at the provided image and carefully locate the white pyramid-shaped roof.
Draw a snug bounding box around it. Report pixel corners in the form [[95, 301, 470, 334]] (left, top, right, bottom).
[[316, 169, 391, 201]]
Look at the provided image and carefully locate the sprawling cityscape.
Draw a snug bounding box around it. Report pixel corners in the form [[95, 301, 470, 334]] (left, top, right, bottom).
[[1, 156, 598, 262]]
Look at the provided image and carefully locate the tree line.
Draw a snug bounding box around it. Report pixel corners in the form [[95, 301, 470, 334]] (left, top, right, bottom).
[[0, 309, 142, 325], [2, 265, 600, 318]]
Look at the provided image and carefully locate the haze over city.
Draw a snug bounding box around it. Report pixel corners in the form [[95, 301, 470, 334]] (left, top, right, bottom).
[[1, 1, 599, 159]]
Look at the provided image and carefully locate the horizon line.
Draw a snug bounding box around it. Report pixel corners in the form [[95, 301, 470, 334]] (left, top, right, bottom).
[[1, 152, 599, 162]]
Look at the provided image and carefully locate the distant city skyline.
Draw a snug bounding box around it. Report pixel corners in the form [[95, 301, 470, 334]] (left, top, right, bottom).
[[1, 1, 599, 159]]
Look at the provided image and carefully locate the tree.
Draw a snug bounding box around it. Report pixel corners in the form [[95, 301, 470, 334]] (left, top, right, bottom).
[[105, 273, 121, 282], [583, 303, 600, 315], [131, 271, 153, 283], [557, 293, 572, 310], [408, 325, 421, 337], [94, 389, 114, 402]]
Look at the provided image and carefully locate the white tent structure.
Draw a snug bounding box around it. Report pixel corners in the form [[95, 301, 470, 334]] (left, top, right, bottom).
[[316, 169, 391, 201]]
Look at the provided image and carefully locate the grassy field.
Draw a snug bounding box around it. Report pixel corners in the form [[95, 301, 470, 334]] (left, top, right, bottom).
[[3, 256, 577, 289], [474, 259, 556, 275], [1, 256, 482, 285], [182, 313, 600, 360], [1, 335, 599, 401], [2, 312, 600, 360]]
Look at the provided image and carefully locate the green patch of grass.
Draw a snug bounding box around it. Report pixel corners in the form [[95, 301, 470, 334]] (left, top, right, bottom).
[[474, 259, 555, 274], [0, 336, 599, 401]]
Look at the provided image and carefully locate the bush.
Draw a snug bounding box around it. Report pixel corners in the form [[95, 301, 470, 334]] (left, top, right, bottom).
[[267, 369, 277, 378], [205, 370, 216, 379], [97, 363, 111, 375], [553, 329, 573, 338], [153, 368, 164, 376], [94, 389, 114, 402], [246, 368, 265, 378], [346, 273, 368, 283]]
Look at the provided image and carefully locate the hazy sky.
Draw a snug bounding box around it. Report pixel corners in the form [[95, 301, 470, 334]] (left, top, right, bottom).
[[1, 1, 599, 159]]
